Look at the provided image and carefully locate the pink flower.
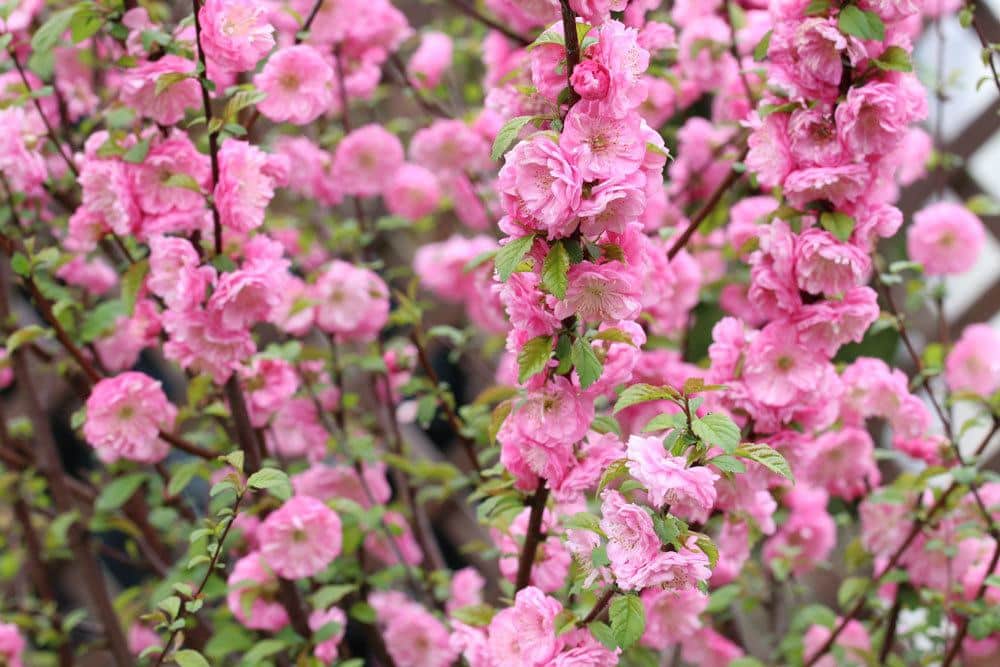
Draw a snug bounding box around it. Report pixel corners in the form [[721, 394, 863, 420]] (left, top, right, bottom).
[[410, 119, 489, 174], [746, 112, 792, 189], [577, 174, 646, 236], [0, 107, 48, 196], [571, 59, 612, 100], [792, 286, 880, 356], [258, 495, 342, 579], [805, 427, 880, 500], [163, 308, 256, 383], [836, 81, 913, 157], [148, 236, 214, 311], [240, 357, 299, 427], [487, 586, 564, 666], [641, 588, 707, 649], [906, 201, 986, 276], [384, 163, 441, 221], [382, 602, 457, 667], [83, 372, 176, 464], [553, 261, 642, 323], [309, 607, 347, 664], [120, 56, 201, 125], [763, 486, 835, 576], [591, 19, 651, 117], [782, 164, 870, 209], [226, 552, 289, 631], [331, 124, 405, 197], [803, 619, 871, 667], [199, 0, 275, 73], [743, 322, 831, 407], [265, 398, 328, 461], [447, 567, 486, 614], [794, 229, 871, 296], [497, 133, 582, 239], [414, 235, 497, 303], [254, 45, 333, 125], [680, 627, 744, 667], [946, 324, 1000, 396], [127, 624, 159, 657], [560, 102, 645, 181], [79, 158, 140, 237], [0, 623, 24, 667], [293, 462, 391, 507], [496, 508, 570, 592], [787, 106, 843, 167], [273, 136, 340, 205], [312, 260, 390, 342], [365, 510, 424, 566], [215, 140, 288, 232], [408, 31, 453, 89], [56, 256, 117, 296], [626, 435, 718, 521], [130, 132, 210, 216]]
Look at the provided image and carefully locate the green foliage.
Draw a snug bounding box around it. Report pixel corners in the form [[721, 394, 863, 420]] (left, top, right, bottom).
[[609, 594, 646, 649]]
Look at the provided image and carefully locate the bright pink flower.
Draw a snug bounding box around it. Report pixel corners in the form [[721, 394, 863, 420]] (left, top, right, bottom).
[[802, 619, 872, 667], [680, 627, 744, 667], [487, 586, 564, 666], [148, 236, 214, 311], [331, 124, 405, 197], [382, 601, 457, 667], [162, 308, 256, 383], [447, 567, 486, 614], [79, 158, 140, 237], [769, 17, 865, 98], [782, 164, 870, 209], [56, 256, 117, 296], [571, 59, 612, 100], [787, 106, 844, 167], [309, 607, 346, 663], [0, 623, 24, 667], [641, 588, 707, 649], [408, 31, 453, 89], [83, 372, 176, 464], [764, 486, 835, 576], [293, 462, 391, 507], [0, 107, 48, 196], [906, 202, 986, 276], [0, 349, 12, 390], [273, 136, 341, 205], [553, 261, 642, 323], [240, 357, 299, 427], [836, 81, 913, 157], [258, 495, 342, 579], [414, 235, 497, 303], [626, 435, 718, 521], [946, 324, 1000, 396], [384, 163, 441, 221], [130, 132, 210, 216], [226, 552, 289, 631], [805, 427, 880, 500], [743, 322, 830, 407], [590, 19, 649, 117], [365, 510, 424, 566], [746, 111, 792, 189], [794, 229, 871, 296], [94, 301, 162, 374], [410, 119, 489, 174], [120, 56, 201, 125], [254, 45, 333, 125], [497, 133, 582, 239], [265, 398, 328, 461], [312, 260, 390, 342], [215, 140, 287, 232], [792, 286, 880, 356], [199, 0, 275, 73], [127, 624, 159, 657], [577, 174, 646, 236], [560, 102, 645, 181]]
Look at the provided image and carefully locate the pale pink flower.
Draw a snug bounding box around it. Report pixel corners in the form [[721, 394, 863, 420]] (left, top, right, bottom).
[[0, 623, 25, 667], [312, 260, 390, 342], [794, 229, 871, 296], [120, 56, 201, 125], [79, 158, 140, 237], [487, 586, 564, 666], [577, 174, 646, 236], [226, 552, 289, 631], [410, 119, 489, 174], [626, 435, 718, 522], [803, 619, 871, 667], [382, 602, 457, 667], [384, 163, 441, 221], [836, 81, 913, 157], [907, 202, 986, 276], [408, 32, 453, 89], [258, 495, 342, 579], [215, 140, 288, 232], [293, 462, 391, 507], [130, 132, 210, 216], [309, 607, 347, 664], [447, 567, 486, 614], [413, 235, 497, 303], [946, 324, 1000, 396], [783, 164, 870, 209], [148, 235, 214, 311], [0, 107, 48, 196], [94, 301, 162, 373], [805, 427, 880, 500], [764, 486, 835, 576], [83, 372, 176, 464], [127, 624, 159, 657], [331, 124, 405, 197], [162, 308, 256, 383], [273, 136, 340, 205], [560, 101, 645, 181], [550, 628, 620, 666], [680, 627, 744, 667], [746, 112, 792, 189], [56, 256, 117, 296], [553, 261, 642, 323], [240, 357, 299, 427], [641, 588, 707, 649], [199, 0, 275, 73], [743, 322, 830, 407], [497, 133, 582, 239], [265, 398, 328, 461], [792, 286, 880, 356], [254, 45, 333, 125], [496, 508, 571, 592]]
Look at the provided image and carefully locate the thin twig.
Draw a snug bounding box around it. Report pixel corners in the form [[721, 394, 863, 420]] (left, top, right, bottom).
[[515, 481, 550, 591], [190, 0, 224, 255], [969, 1, 1000, 95], [445, 0, 531, 46]]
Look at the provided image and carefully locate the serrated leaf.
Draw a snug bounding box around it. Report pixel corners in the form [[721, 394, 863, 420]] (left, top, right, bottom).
[[246, 468, 292, 500], [495, 234, 535, 282], [572, 338, 603, 390], [517, 335, 553, 384], [696, 536, 719, 568], [95, 473, 146, 512], [820, 211, 855, 242], [31, 7, 76, 53], [734, 442, 793, 479], [873, 45, 912, 72], [641, 412, 685, 433], [753, 29, 771, 61], [491, 115, 538, 161], [691, 413, 741, 453], [707, 454, 746, 474], [589, 621, 616, 650], [541, 241, 570, 298], [613, 384, 680, 414], [162, 172, 202, 192], [609, 594, 645, 649], [592, 328, 635, 345], [838, 5, 885, 41]]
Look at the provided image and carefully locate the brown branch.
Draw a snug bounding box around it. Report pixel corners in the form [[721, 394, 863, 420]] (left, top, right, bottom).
[[580, 588, 615, 625], [970, 1, 1000, 96], [387, 53, 454, 119], [878, 584, 904, 664], [445, 0, 531, 46], [559, 0, 581, 109], [515, 481, 550, 591], [190, 0, 224, 256]]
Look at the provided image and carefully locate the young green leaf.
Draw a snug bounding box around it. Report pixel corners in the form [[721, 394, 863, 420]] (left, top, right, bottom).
[[734, 442, 793, 480], [491, 115, 538, 161], [609, 594, 646, 649], [541, 241, 570, 298], [95, 473, 146, 512], [613, 383, 680, 414], [572, 338, 603, 390], [495, 234, 536, 281], [691, 413, 741, 453], [174, 650, 211, 667], [247, 468, 292, 500], [820, 211, 856, 242], [838, 6, 885, 42], [518, 335, 553, 384]]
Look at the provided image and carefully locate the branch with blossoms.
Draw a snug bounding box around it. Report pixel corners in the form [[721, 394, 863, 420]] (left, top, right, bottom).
[[0, 1, 999, 666]]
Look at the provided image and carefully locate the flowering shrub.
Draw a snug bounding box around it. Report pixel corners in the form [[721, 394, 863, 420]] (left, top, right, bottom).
[[0, 0, 999, 666]]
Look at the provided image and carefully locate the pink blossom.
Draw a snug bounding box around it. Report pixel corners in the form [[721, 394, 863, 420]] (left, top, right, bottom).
[[553, 261, 642, 323], [95, 301, 162, 373], [384, 163, 441, 221], [550, 628, 620, 666], [199, 0, 275, 73], [56, 256, 117, 296], [410, 119, 489, 174], [331, 124, 405, 197], [215, 140, 287, 232], [746, 112, 792, 189], [802, 619, 871, 667], [794, 229, 871, 296], [0, 623, 25, 667], [226, 553, 289, 631], [782, 164, 870, 209], [792, 286, 880, 356], [578, 174, 646, 236], [571, 59, 612, 100], [560, 102, 645, 181], [0, 107, 48, 196], [83, 372, 176, 464], [805, 427, 880, 501], [414, 235, 497, 303], [836, 81, 913, 156], [120, 56, 201, 125], [496, 508, 570, 592], [487, 586, 564, 666], [293, 462, 391, 507], [641, 588, 707, 649], [273, 136, 340, 205], [365, 510, 424, 566], [127, 624, 159, 657], [0, 349, 12, 390], [906, 201, 986, 276], [258, 495, 342, 579], [309, 607, 346, 663], [265, 398, 328, 461], [680, 627, 744, 667], [130, 132, 210, 216], [626, 435, 718, 522], [763, 486, 835, 576], [447, 567, 486, 614], [79, 158, 140, 237], [313, 260, 389, 342], [946, 324, 1000, 396], [254, 45, 333, 125], [148, 236, 214, 311], [382, 601, 457, 667], [497, 133, 582, 239], [408, 32, 453, 89], [240, 357, 299, 427], [743, 322, 830, 407], [162, 308, 256, 383]]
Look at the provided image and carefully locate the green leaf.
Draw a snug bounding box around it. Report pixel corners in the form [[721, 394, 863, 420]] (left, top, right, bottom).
[[246, 468, 292, 501], [495, 234, 535, 281], [491, 115, 538, 161], [805, 0, 831, 15], [838, 5, 885, 41], [155, 71, 193, 96], [312, 584, 357, 609], [121, 259, 149, 315], [873, 45, 912, 72], [563, 512, 603, 534], [753, 29, 771, 62], [243, 639, 286, 665], [589, 621, 617, 650], [734, 442, 793, 479], [6, 324, 50, 352], [95, 473, 146, 512], [162, 173, 202, 192], [10, 253, 30, 277], [691, 413, 741, 453], [31, 7, 76, 53], [609, 594, 645, 649], [541, 241, 570, 299], [449, 603, 496, 627], [613, 383, 680, 414], [707, 584, 741, 614], [174, 649, 211, 667], [820, 211, 856, 242], [79, 299, 125, 343], [167, 461, 202, 497], [707, 454, 746, 474], [517, 335, 553, 384], [641, 412, 685, 433], [122, 138, 151, 164], [837, 576, 868, 609], [696, 536, 719, 568], [591, 328, 636, 345], [349, 601, 376, 624], [70, 6, 103, 43], [572, 338, 603, 390]]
